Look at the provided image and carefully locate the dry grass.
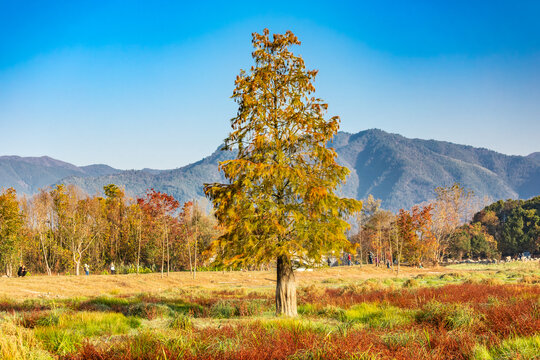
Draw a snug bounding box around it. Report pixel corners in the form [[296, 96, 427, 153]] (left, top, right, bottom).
[[0, 266, 454, 300]]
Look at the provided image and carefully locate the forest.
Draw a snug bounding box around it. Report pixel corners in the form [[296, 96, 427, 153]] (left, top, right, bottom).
[[352, 187, 540, 269], [0, 182, 537, 277], [0, 184, 219, 277]]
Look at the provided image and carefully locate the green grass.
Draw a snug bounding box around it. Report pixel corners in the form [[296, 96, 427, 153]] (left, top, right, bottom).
[[169, 313, 193, 330], [0, 318, 54, 360], [416, 301, 480, 330], [261, 317, 332, 334], [339, 303, 414, 329], [473, 335, 540, 360], [34, 311, 140, 355]]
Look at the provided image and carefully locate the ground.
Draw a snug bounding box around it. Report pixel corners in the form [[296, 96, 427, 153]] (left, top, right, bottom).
[[1, 262, 539, 360], [1, 265, 452, 299]]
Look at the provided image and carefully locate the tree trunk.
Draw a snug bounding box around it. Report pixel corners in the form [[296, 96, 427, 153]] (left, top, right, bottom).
[[136, 220, 141, 274], [39, 233, 52, 276], [276, 255, 297, 316], [161, 234, 164, 278], [193, 226, 198, 279], [166, 225, 170, 277], [187, 235, 193, 276], [74, 252, 81, 276]]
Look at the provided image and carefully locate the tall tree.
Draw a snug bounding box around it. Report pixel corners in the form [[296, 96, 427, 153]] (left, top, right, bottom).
[[364, 209, 394, 267], [204, 29, 361, 316], [351, 195, 381, 265], [179, 201, 221, 278], [103, 184, 129, 265], [137, 189, 179, 277], [396, 205, 435, 267], [27, 189, 55, 275], [51, 185, 104, 275], [0, 188, 24, 277], [431, 183, 475, 263]]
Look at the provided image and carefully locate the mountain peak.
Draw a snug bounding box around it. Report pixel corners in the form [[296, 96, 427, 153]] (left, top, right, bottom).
[[1, 130, 539, 210]]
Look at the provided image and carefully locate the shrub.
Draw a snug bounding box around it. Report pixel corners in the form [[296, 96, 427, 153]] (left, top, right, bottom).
[[403, 278, 419, 288], [127, 303, 172, 319], [210, 300, 238, 318], [20, 310, 60, 328], [481, 278, 504, 286], [299, 284, 326, 300], [79, 296, 132, 313], [520, 275, 540, 284], [416, 301, 480, 330], [340, 303, 413, 329], [169, 313, 192, 330]]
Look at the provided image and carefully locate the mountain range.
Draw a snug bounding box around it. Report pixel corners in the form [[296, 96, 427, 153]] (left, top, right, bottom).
[[1, 129, 538, 211]]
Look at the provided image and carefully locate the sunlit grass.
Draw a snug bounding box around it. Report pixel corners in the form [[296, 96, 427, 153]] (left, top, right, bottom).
[[473, 335, 540, 360], [34, 311, 140, 355], [340, 303, 414, 329], [0, 316, 54, 360]]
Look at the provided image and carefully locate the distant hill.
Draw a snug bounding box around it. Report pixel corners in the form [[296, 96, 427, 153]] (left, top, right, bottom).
[[2, 130, 539, 211], [332, 130, 538, 210], [528, 152, 540, 164], [62, 146, 231, 202], [0, 156, 121, 194]]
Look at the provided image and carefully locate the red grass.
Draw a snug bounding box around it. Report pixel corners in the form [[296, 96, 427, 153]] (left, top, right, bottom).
[[313, 283, 540, 309], [45, 283, 540, 360], [62, 322, 487, 360]]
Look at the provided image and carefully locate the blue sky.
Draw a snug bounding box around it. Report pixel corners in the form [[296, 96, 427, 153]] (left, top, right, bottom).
[[1, 1, 539, 169]]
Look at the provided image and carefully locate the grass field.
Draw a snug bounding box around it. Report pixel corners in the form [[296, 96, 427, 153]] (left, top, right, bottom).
[[1, 261, 539, 359]]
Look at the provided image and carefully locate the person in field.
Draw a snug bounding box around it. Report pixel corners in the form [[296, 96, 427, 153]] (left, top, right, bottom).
[[110, 262, 116, 275], [17, 265, 27, 277], [84, 263, 90, 275]]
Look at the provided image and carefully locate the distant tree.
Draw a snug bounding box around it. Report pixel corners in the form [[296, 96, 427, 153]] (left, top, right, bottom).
[[178, 201, 220, 278], [126, 203, 144, 274], [0, 188, 24, 277], [204, 29, 361, 316], [26, 189, 55, 275], [473, 196, 540, 256], [364, 209, 394, 267], [351, 195, 381, 264], [449, 222, 499, 260], [103, 184, 127, 264], [137, 189, 179, 277], [431, 183, 475, 263], [396, 204, 435, 267], [51, 184, 103, 275]]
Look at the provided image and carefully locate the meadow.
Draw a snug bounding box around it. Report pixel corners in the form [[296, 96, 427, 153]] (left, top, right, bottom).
[[0, 262, 539, 360]]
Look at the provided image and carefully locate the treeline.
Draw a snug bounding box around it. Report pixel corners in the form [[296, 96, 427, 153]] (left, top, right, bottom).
[[1, 183, 538, 276], [0, 184, 220, 277], [351, 184, 540, 268]]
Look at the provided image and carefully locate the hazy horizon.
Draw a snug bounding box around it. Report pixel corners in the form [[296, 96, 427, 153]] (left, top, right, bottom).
[[1, 127, 538, 171]]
